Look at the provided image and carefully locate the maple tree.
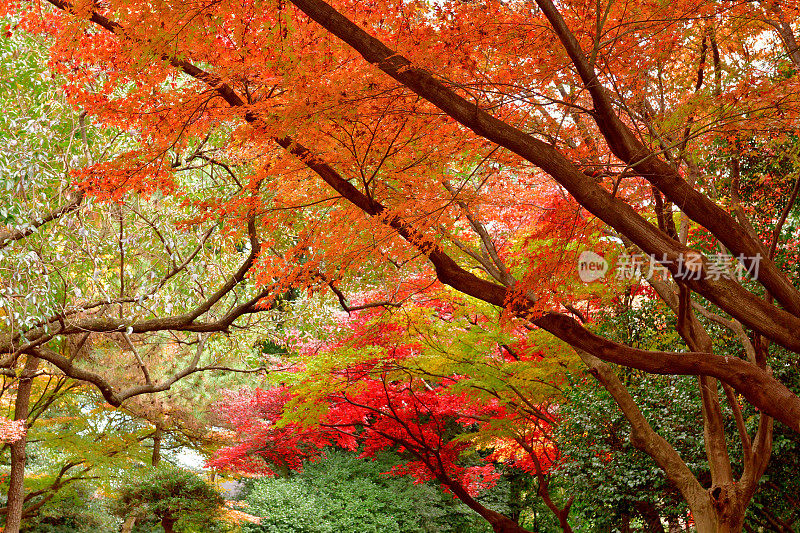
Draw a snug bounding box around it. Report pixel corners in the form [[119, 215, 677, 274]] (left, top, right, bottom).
[[211, 296, 571, 533], [3, 0, 800, 530]]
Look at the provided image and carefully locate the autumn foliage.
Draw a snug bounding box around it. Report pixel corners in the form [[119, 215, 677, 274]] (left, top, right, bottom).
[[210, 299, 559, 499], [5, 0, 800, 530]]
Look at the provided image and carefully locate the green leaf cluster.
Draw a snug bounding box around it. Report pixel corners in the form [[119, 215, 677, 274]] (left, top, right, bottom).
[[242, 450, 497, 533], [110, 465, 226, 533]]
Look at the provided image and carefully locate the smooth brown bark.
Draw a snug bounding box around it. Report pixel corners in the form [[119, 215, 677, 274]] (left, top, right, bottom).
[[575, 349, 718, 532], [666, 281, 770, 532], [532, 0, 800, 318], [5, 356, 40, 533]]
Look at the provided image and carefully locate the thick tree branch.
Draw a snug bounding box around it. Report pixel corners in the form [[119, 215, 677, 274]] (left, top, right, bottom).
[[20, 281, 273, 407], [531, 0, 800, 316], [325, 279, 402, 313], [282, 0, 800, 353], [1, 219, 261, 355], [574, 349, 716, 531]]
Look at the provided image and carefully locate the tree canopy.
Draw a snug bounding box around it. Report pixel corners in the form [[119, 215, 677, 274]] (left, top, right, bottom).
[[3, 0, 800, 531]]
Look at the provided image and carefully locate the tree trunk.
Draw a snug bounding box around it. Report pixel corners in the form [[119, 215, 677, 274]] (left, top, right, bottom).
[[635, 501, 666, 533], [437, 471, 534, 533], [161, 516, 176, 533], [121, 516, 137, 533], [514, 438, 573, 532], [620, 513, 631, 533], [710, 501, 746, 533], [151, 428, 162, 467], [5, 356, 40, 533], [667, 514, 681, 533], [506, 471, 525, 522], [691, 491, 748, 533]]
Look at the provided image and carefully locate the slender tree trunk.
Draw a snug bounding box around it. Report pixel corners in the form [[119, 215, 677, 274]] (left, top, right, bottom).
[[151, 428, 162, 466], [437, 471, 534, 533], [620, 513, 631, 533], [507, 471, 524, 522], [515, 438, 573, 532], [635, 501, 666, 533], [161, 516, 176, 533], [120, 516, 138, 533], [5, 355, 40, 533]]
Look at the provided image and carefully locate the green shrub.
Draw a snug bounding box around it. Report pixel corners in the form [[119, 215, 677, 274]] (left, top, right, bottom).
[[111, 465, 226, 533], [243, 450, 496, 533]]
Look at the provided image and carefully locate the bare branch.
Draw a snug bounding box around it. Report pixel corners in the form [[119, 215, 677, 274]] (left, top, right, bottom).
[[441, 180, 513, 286], [122, 333, 152, 386], [0, 192, 84, 249], [327, 282, 402, 313]]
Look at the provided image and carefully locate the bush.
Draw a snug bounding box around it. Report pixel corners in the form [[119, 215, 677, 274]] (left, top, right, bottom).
[[243, 450, 494, 533], [20, 482, 117, 533], [111, 465, 226, 533]]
